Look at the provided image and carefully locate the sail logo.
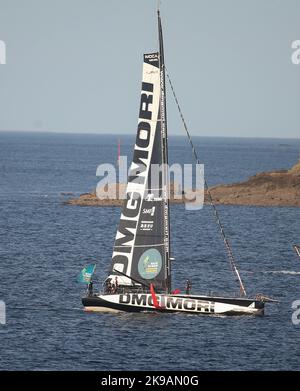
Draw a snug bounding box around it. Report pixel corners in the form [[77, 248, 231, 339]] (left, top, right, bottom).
[[140, 221, 153, 231], [142, 207, 155, 216], [0, 40, 6, 65], [145, 54, 158, 59], [138, 249, 162, 279], [144, 53, 159, 67], [291, 40, 300, 65], [110, 79, 157, 279]]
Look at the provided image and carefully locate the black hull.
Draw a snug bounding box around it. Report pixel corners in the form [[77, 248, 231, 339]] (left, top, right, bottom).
[[82, 293, 265, 316]]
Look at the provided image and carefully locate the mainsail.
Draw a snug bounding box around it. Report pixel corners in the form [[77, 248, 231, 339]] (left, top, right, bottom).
[[107, 12, 171, 293]]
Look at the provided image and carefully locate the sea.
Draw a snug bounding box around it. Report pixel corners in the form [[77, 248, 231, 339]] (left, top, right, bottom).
[[0, 131, 300, 371]]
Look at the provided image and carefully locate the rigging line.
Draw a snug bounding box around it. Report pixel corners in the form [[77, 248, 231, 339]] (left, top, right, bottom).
[[166, 70, 247, 297]]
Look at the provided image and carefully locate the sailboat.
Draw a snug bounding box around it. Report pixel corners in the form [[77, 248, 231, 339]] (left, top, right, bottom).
[[82, 9, 274, 316]]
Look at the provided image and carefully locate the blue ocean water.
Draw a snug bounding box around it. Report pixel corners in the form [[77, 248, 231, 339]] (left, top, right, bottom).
[[0, 131, 300, 370]]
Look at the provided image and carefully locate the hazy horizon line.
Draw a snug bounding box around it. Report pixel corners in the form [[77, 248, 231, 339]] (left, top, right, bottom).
[[0, 129, 300, 141]]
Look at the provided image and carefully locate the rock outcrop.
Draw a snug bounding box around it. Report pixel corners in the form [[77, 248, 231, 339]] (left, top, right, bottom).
[[208, 160, 300, 207], [64, 161, 300, 207], [65, 183, 203, 207]]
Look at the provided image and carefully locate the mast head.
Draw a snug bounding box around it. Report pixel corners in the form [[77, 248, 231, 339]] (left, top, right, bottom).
[[157, 0, 161, 16]]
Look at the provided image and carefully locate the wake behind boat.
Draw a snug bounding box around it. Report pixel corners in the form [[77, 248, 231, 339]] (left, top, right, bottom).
[[81, 8, 275, 316]]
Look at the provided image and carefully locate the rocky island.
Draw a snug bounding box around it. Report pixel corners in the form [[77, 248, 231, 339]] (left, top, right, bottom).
[[208, 160, 300, 207], [64, 183, 200, 207], [64, 161, 300, 207]]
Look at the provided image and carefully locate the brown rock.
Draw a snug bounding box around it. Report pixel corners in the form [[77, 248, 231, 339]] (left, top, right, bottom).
[[207, 160, 300, 207], [64, 182, 204, 207], [64, 161, 300, 207]]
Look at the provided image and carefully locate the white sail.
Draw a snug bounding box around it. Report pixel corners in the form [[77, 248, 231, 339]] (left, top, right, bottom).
[[108, 53, 167, 288]]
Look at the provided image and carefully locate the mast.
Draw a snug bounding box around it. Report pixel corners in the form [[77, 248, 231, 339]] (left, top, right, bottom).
[[158, 9, 171, 293], [117, 138, 121, 166]]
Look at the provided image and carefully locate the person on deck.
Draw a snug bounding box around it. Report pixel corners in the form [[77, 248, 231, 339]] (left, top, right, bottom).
[[105, 280, 112, 294], [88, 280, 94, 296], [111, 282, 115, 294], [114, 276, 119, 293], [185, 279, 192, 295]]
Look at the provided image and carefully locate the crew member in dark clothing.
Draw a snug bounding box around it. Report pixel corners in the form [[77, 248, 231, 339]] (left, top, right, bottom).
[[114, 276, 119, 293], [105, 279, 112, 294], [185, 279, 192, 295], [88, 280, 94, 296]]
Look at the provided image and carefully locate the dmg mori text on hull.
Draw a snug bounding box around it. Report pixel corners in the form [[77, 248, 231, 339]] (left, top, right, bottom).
[[82, 294, 265, 316]]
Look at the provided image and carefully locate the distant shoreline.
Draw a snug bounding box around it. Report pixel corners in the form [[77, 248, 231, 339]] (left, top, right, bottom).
[[1, 130, 300, 141]]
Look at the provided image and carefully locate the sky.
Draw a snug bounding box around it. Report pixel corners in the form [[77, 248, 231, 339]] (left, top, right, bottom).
[[0, 0, 299, 138]]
